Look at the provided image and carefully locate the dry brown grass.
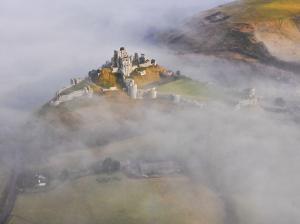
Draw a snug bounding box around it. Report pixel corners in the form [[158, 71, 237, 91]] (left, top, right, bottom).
[[130, 65, 166, 88], [96, 68, 119, 88], [262, 1, 300, 11], [224, 0, 300, 22]]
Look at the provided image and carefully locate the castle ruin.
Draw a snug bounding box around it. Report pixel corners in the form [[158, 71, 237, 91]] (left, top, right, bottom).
[[110, 47, 154, 79]]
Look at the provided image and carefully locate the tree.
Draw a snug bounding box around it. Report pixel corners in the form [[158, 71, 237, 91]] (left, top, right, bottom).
[[102, 158, 121, 173]]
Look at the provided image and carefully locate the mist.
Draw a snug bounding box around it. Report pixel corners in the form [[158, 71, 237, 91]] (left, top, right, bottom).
[[0, 0, 232, 109], [1, 0, 300, 224]]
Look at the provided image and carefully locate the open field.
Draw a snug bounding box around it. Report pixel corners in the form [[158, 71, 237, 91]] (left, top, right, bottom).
[[7, 123, 224, 224], [157, 78, 211, 100], [9, 174, 223, 224]]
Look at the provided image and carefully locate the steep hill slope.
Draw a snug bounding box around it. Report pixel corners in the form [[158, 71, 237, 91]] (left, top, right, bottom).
[[155, 0, 300, 72]]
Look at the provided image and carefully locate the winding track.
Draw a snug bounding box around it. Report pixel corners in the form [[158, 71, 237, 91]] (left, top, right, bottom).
[[0, 168, 18, 224], [0, 149, 22, 224]]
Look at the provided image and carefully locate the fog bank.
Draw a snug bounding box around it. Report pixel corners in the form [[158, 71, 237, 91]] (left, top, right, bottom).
[[1, 0, 300, 224]]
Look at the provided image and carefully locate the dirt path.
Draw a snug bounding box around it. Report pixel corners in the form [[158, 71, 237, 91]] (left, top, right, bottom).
[[0, 168, 18, 224]]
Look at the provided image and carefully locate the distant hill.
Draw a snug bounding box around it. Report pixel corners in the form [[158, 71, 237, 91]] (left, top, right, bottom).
[[154, 0, 300, 72]]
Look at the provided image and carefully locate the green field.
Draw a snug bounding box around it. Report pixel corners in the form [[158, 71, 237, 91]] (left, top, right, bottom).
[[9, 174, 223, 224], [7, 130, 224, 224], [157, 78, 212, 100]]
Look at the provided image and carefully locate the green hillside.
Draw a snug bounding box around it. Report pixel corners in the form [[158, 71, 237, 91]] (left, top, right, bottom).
[[157, 78, 211, 100], [223, 0, 300, 22], [157, 0, 300, 71]]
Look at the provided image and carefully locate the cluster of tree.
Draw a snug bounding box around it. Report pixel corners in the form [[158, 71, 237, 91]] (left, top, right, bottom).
[[91, 157, 121, 174], [57, 158, 121, 183], [88, 69, 100, 83]]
